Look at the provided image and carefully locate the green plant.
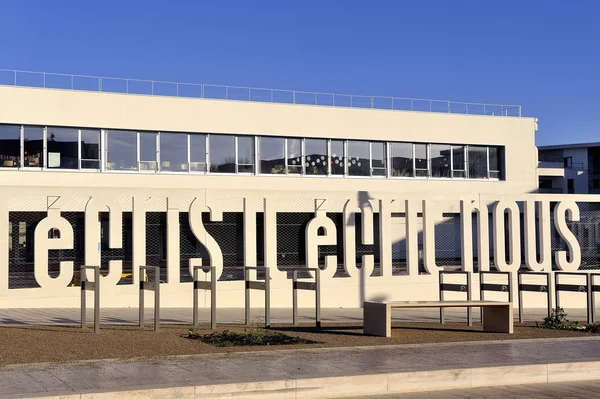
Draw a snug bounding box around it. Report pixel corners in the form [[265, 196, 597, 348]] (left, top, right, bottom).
[[538, 308, 578, 330]]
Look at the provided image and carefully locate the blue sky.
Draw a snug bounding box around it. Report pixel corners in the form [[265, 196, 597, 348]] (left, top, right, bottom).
[[0, 0, 598, 145]]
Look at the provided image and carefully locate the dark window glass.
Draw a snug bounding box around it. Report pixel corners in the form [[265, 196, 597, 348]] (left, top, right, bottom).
[[260, 137, 284, 174], [391, 142, 413, 177], [0, 125, 20, 167], [286, 138, 302, 174], [81, 129, 100, 169], [305, 138, 327, 175], [24, 126, 44, 167], [348, 140, 369, 176], [190, 134, 206, 172], [237, 136, 254, 173], [106, 130, 136, 171], [330, 140, 345, 175], [489, 146, 503, 179], [371, 142, 386, 176], [47, 127, 78, 169], [139, 132, 157, 171], [452, 145, 466, 178], [414, 144, 428, 177], [210, 135, 235, 173], [160, 133, 188, 172], [468, 145, 487, 179], [430, 144, 451, 178]]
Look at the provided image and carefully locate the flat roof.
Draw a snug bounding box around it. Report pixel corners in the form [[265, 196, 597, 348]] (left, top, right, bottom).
[[538, 142, 600, 150]]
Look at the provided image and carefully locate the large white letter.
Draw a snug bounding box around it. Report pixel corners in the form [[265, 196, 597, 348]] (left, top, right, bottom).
[[188, 197, 223, 279], [554, 200, 581, 271], [84, 197, 123, 286], [523, 200, 551, 271], [460, 199, 490, 272], [343, 199, 374, 277], [34, 210, 74, 290], [492, 200, 521, 272], [422, 200, 441, 275], [305, 214, 337, 278]]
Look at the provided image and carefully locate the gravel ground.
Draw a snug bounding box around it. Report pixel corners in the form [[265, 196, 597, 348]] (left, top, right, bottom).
[[0, 322, 592, 367]]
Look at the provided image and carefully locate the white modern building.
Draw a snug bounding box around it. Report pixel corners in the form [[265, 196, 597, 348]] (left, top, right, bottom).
[[0, 70, 594, 310], [538, 142, 600, 194]]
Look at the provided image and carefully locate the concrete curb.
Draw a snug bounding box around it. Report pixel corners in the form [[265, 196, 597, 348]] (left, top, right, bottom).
[[15, 360, 600, 399]]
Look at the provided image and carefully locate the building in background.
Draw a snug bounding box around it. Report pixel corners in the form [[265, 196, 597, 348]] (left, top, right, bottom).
[[537, 142, 600, 194]]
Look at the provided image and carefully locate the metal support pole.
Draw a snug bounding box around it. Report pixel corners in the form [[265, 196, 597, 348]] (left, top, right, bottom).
[[591, 274, 599, 323], [139, 266, 160, 331], [81, 265, 100, 334], [439, 272, 445, 324], [315, 268, 321, 328], [518, 272, 523, 323], [265, 267, 271, 327], [293, 270, 298, 325], [547, 273, 552, 319], [466, 272, 472, 326], [192, 266, 216, 329], [245, 268, 250, 325]]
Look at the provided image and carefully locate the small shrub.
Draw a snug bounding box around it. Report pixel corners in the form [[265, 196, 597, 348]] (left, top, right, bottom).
[[538, 308, 578, 330]]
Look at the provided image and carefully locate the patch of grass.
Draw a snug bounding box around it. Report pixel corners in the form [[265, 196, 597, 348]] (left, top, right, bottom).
[[186, 329, 319, 347]]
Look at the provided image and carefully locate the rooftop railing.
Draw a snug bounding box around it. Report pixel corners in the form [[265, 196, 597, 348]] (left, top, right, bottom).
[[0, 68, 522, 117]]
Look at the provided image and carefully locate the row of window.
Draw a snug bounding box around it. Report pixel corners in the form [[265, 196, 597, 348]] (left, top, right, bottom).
[[0, 124, 505, 180]]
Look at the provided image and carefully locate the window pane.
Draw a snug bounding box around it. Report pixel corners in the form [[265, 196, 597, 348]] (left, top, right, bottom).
[[414, 144, 428, 177], [286, 138, 302, 174], [305, 138, 327, 175], [47, 127, 78, 169], [106, 130, 136, 170], [24, 126, 44, 167], [139, 132, 157, 171], [348, 140, 369, 176], [452, 145, 465, 178], [391, 142, 413, 177], [81, 129, 100, 169], [260, 137, 284, 174], [210, 135, 235, 173], [237, 136, 254, 173], [468, 145, 487, 179], [489, 146, 503, 179], [371, 142, 386, 176], [330, 140, 345, 175], [430, 144, 450, 178], [190, 134, 206, 172], [0, 125, 21, 167], [160, 133, 188, 172]]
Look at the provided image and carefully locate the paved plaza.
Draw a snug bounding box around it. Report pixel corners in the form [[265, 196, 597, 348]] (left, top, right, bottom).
[[0, 306, 591, 326]]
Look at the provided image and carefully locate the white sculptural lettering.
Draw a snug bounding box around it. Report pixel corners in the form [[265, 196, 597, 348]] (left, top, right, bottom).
[[17, 197, 584, 294]]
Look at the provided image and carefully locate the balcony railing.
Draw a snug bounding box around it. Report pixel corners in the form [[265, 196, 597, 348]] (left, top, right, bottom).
[[538, 188, 564, 194], [0, 68, 522, 117]]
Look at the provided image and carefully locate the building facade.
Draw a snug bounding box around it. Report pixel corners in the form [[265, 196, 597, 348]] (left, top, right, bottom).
[[0, 77, 595, 310]]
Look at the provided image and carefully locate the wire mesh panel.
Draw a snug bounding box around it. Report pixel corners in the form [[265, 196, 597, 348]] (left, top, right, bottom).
[[204, 212, 244, 281], [101, 212, 133, 285]]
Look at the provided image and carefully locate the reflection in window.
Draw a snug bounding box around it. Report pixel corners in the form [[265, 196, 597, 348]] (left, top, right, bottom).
[[160, 132, 188, 172], [371, 142, 386, 176], [189, 134, 206, 172], [260, 137, 284, 174], [287, 138, 302, 174], [139, 132, 157, 171], [237, 136, 254, 173], [430, 144, 450, 178], [106, 130, 136, 171], [391, 142, 413, 177], [24, 126, 44, 167], [47, 127, 78, 169], [348, 140, 369, 176], [305, 139, 327, 175], [452, 145, 466, 178], [414, 144, 428, 177], [0, 125, 20, 167], [468, 145, 487, 179], [81, 129, 100, 169], [489, 147, 502, 179], [330, 140, 345, 175], [210, 135, 235, 173]]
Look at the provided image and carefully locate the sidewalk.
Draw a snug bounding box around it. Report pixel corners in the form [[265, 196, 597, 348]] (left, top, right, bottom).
[[0, 306, 591, 326], [2, 336, 600, 398]]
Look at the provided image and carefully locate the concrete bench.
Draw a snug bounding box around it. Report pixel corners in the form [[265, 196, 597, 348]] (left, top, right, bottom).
[[364, 300, 513, 337]]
